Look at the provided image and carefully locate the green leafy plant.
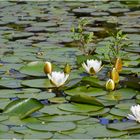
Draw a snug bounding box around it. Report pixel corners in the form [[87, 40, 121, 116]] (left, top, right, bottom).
[[71, 18, 95, 55], [106, 30, 131, 64]]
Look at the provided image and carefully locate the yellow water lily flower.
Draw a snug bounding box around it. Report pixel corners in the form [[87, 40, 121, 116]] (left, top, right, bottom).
[[127, 105, 140, 123], [82, 59, 102, 75], [47, 71, 69, 87]]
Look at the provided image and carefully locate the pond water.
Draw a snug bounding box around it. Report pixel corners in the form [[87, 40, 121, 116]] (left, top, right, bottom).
[[0, 1, 140, 139]]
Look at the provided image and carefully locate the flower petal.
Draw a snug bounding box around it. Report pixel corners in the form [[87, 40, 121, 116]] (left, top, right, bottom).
[[127, 114, 137, 121]]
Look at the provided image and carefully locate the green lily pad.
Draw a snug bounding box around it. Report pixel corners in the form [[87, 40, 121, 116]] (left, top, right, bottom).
[[20, 61, 46, 77], [107, 122, 140, 131], [82, 76, 105, 88], [1, 116, 41, 126], [99, 88, 137, 101], [24, 131, 53, 139], [38, 114, 88, 122], [87, 108, 110, 116], [21, 79, 52, 88], [27, 122, 76, 132], [115, 102, 135, 110], [0, 124, 9, 132], [86, 123, 127, 138], [69, 94, 104, 106], [39, 104, 71, 115], [0, 115, 9, 122], [0, 99, 11, 110], [17, 91, 56, 100], [110, 108, 129, 117], [0, 132, 23, 139], [58, 103, 103, 113], [65, 86, 107, 96], [0, 78, 22, 88], [4, 98, 44, 119], [48, 97, 67, 104]]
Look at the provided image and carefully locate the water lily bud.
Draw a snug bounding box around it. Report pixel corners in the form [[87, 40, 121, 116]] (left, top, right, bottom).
[[106, 79, 115, 91], [115, 58, 122, 72], [44, 61, 52, 74], [64, 63, 71, 74], [111, 68, 119, 84]]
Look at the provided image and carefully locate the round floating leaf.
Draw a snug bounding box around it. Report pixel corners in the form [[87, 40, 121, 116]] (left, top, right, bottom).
[[82, 76, 105, 88], [58, 103, 103, 113], [0, 79, 22, 88], [87, 108, 110, 116], [39, 104, 71, 115], [77, 117, 99, 125], [1, 55, 23, 63], [0, 115, 9, 122], [1, 116, 41, 126], [21, 79, 52, 88], [20, 61, 46, 77], [0, 132, 23, 139], [0, 124, 9, 132], [69, 94, 104, 106], [4, 98, 44, 119], [68, 133, 93, 139], [86, 123, 127, 138], [0, 99, 11, 110], [27, 122, 76, 132], [38, 114, 88, 122], [110, 108, 129, 117], [53, 132, 73, 139], [17, 91, 55, 100], [12, 125, 53, 139], [48, 97, 67, 104], [24, 131, 53, 139], [98, 99, 118, 107], [65, 86, 107, 96], [115, 102, 135, 110], [99, 88, 137, 101], [107, 122, 140, 131]]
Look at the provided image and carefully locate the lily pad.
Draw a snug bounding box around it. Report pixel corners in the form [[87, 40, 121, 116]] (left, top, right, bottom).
[[98, 88, 137, 101], [58, 103, 103, 113], [65, 86, 107, 96], [69, 94, 104, 106], [4, 98, 44, 119], [86, 123, 127, 138], [0, 124, 9, 132], [39, 114, 88, 122], [27, 122, 76, 132], [107, 122, 140, 131], [20, 61, 46, 77], [0, 78, 22, 88], [21, 79, 52, 88]]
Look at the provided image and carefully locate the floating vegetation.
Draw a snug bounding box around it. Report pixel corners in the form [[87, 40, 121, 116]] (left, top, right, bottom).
[[0, 0, 140, 139]]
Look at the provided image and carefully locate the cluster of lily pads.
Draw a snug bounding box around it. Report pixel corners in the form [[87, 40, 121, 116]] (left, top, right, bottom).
[[43, 57, 140, 123], [0, 1, 140, 139]]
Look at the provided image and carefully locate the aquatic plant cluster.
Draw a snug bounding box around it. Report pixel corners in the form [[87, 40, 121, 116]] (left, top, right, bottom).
[[0, 1, 140, 139], [44, 57, 140, 123]]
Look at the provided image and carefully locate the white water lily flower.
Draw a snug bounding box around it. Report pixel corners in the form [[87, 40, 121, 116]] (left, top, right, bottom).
[[47, 71, 69, 87], [127, 105, 140, 123], [82, 59, 102, 74]]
